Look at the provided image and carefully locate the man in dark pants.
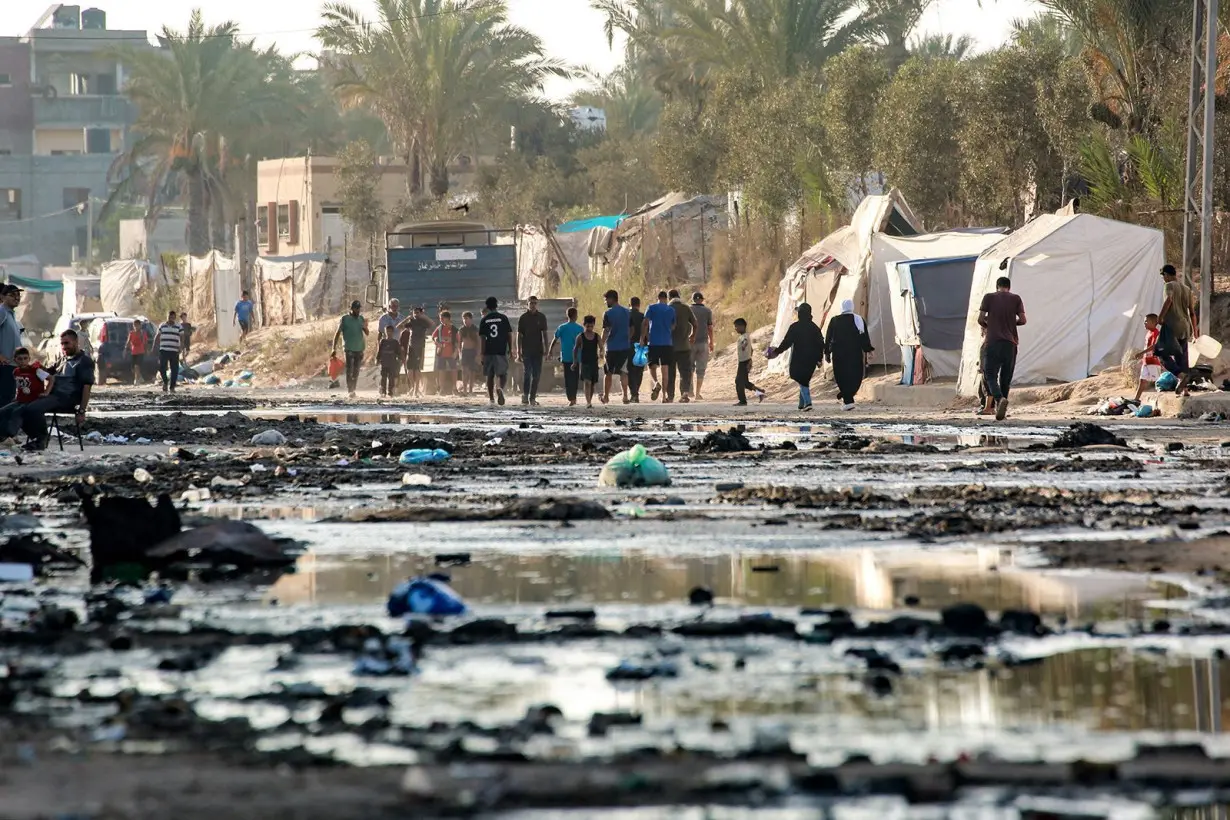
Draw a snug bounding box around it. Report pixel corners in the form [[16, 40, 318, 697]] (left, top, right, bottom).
[[627, 297, 645, 402], [332, 300, 369, 398], [154, 311, 182, 393], [978, 276, 1027, 421], [18, 329, 93, 451], [668, 289, 696, 403], [1158, 263, 1195, 395], [0, 285, 23, 406], [517, 295, 548, 405], [642, 290, 675, 402]]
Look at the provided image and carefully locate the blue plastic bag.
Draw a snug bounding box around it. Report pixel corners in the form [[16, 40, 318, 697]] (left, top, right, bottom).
[[387, 577, 467, 617], [1135, 404, 1154, 417], [632, 343, 649, 368], [399, 448, 451, 465], [1156, 371, 1178, 392], [598, 444, 671, 487]]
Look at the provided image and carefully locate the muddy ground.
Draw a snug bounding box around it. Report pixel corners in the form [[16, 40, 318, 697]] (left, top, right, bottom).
[[7, 387, 1230, 818]]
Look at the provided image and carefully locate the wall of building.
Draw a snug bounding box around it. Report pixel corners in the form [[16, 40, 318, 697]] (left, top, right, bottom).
[[119, 214, 188, 259], [0, 39, 33, 155], [0, 154, 112, 265]]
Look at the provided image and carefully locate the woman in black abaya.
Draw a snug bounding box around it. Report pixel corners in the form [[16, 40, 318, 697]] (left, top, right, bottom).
[[824, 299, 874, 410]]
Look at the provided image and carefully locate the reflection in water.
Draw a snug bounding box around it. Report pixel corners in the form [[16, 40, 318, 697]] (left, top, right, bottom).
[[267, 547, 1183, 619]]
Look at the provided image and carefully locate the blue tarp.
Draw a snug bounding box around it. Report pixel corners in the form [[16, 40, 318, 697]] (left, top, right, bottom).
[[6, 274, 62, 292], [555, 215, 625, 234]]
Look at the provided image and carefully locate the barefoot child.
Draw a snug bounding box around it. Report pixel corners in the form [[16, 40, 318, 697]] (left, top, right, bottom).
[[432, 311, 459, 396], [573, 315, 602, 409], [1134, 313, 1162, 404], [733, 317, 765, 405], [459, 312, 480, 394]]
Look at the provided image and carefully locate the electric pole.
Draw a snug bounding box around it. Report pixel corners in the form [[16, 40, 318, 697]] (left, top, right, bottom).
[[1181, 0, 1218, 335]]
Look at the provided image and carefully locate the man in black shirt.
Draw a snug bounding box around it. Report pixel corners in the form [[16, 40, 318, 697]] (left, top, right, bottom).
[[399, 305, 433, 398], [627, 296, 646, 403], [479, 296, 514, 406], [517, 295, 549, 406], [19, 329, 94, 450]]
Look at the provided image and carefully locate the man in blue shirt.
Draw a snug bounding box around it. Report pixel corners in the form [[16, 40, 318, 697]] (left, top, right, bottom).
[[234, 291, 255, 340], [641, 290, 675, 402], [0, 285, 23, 406], [548, 306, 584, 406], [601, 289, 632, 404]]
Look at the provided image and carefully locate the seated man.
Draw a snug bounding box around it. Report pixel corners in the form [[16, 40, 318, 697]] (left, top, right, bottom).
[[18, 329, 94, 451]]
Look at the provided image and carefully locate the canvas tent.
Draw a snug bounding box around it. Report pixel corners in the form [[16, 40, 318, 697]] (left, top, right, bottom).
[[253, 253, 368, 326], [955, 212, 1164, 395], [181, 251, 243, 348], [602, 193, 727, 284], [889, 256, 982, 379], [100, 260, 159, 317]]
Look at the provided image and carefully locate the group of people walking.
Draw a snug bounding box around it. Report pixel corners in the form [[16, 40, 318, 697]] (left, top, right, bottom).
[[768, 300, 874, 411]]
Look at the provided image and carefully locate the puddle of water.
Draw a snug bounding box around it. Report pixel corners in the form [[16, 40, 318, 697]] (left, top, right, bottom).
[[262, 544, 1184, 621]]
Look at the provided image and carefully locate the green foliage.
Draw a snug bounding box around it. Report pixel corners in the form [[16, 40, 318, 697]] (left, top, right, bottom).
[[872, 58, 965, 225], [820, 46, 890, 197], [336, 140, 387, 244], [318, 0, 571, 200]]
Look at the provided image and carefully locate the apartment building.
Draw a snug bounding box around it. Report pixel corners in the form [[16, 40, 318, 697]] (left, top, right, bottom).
[[0, 5, 149, 265]]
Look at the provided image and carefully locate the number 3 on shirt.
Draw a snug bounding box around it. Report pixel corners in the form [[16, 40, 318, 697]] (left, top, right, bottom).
[[488, 323, 500, 338]]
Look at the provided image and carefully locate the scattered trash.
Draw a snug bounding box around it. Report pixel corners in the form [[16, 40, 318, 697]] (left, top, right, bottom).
[[1053, 422, 1127, 449], [250, 430, 287, 447], [598, 444, 671, 487], [239, 370, 254, 381], [435, 553, 471, 567], [192, 427, 218, 435], [134, 437, 152, 445], [203, 375, 222, 385], [387, 576, 467, 617], [1087, 396, 1138, 416], [103, 434, 129, 445], [399, 448, 451, 465], [1200, 411, 1227, 422], [606, 659, 679, 681], [84, 431, 104, 443], [132, 468, 153, 483], [209, 476, 244, 488], [484, 437, 503, 447], [690, 426, 754, 453], [402, 473, 433, 486], [1156, 371, 1179, 392], [688, 586, 714, 606], [354, 635, 417, 676], [1136, 405, 1157, 418], [143, 586, 174, 605], [180, 487, 211, 503]]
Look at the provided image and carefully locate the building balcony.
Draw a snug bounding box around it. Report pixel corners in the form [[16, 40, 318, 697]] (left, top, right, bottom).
[[33, 95, 132, 127]]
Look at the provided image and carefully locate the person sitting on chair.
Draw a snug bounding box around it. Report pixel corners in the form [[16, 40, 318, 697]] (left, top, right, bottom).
[[18, 329, 93, 451]]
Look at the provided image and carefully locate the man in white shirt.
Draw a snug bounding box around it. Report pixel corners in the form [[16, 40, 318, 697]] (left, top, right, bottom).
[[154, 310, 183, 393]]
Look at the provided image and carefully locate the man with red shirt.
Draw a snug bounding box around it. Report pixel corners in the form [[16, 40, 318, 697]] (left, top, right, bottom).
[[1135, 313, 1162, 403], [127, 319, 149, 384], [978, 276, 1027, 421]]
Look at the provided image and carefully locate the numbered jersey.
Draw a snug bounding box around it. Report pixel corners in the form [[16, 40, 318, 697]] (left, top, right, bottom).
[[479, 311, 513, 356]]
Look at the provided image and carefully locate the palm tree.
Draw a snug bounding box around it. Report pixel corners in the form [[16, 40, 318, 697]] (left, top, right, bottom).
[[318, 0, 570, 200], [593, 0, 878, 90], [908, 32, 976, 61]]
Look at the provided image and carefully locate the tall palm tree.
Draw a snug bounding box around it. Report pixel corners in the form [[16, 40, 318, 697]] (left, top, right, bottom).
[[318, 0, 570, 200], [106, 10, 307, 256], [908, 32, 976, 61], [593, 0, 878, 90]]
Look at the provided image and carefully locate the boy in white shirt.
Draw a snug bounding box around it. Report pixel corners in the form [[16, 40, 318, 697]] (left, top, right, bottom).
[[733, 317, 765, 405]]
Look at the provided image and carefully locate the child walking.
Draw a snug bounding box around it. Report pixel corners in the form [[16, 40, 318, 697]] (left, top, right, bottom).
[[377, 326, 403, 397], [733, 317, 765, 405], [432, 310, 460, 396], [459, 311, 479, 395], [766, 302, 824, 411], [573, 315, 602, 409], [1134, 313, 1162, 403]]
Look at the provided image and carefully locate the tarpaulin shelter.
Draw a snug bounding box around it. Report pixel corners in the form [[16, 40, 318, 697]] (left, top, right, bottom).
[[889, 256, 982, 380], [61, 272, 102, 316], [955, 212, 1164, 395], [253, 253, 368, 326], [602, 193, 726, 284], [515, 225, 611, 300], [0, 256, 60, 332], [181, 251, 242, 348], [99, 260, 159, 317]]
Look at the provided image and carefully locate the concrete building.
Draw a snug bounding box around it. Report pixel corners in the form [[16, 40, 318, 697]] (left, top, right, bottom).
[[0, 5, 149, 266]]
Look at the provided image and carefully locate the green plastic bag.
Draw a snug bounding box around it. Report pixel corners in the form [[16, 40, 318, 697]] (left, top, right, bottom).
[[598, 443, 671, 488]]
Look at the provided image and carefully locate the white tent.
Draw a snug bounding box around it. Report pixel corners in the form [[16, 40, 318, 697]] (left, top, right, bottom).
[[100, 260, 159, 317], [770, 191, 921, 372], [955, 213, 1164, 395]]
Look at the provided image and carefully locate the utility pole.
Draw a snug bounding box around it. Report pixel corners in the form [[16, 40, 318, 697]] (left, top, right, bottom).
[[1181, 0, 1219, 335], [85, 196, 94, 273]]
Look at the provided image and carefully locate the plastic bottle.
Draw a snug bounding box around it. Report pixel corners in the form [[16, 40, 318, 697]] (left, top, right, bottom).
[[398, 448, 451, 465]]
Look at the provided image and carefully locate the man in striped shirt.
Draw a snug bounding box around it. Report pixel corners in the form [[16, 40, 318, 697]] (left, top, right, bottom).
[[154, 310, 182, 393]]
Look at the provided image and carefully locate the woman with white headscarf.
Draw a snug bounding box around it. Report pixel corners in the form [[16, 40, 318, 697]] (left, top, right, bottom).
[[824, 299, 874, 410]]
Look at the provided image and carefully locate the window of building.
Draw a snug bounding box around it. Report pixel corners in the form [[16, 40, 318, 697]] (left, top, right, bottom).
[[70, 72, 91, 96], [63, 188, 90, 210], [75, 227, 88, 260], [95, 73, 117, 95], [0, 74, 11, 87], [85, 128, 111, 154], [256, 205, 269, 246], [277, 203, 290, 237], [321, 205, 342, 215], [0, 189, 20, 220]]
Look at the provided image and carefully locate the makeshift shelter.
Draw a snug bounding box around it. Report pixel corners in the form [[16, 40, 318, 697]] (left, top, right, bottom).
[[181, 251, 242, 348], [955, 213, 1165, 395], [0, 255, 60, 332], [61, 272, 102, 315], [889, 256, 982, 381], [516, 222, 617, 300], [602, 193, 726, 284], [253, 253, 368, 326], [100, 260, 159, 317]]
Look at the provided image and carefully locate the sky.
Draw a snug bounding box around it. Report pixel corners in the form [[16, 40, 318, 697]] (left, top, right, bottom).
[[0, 0, 1042, 99]]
